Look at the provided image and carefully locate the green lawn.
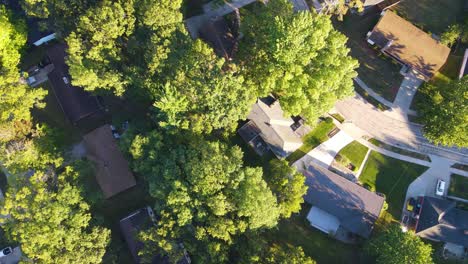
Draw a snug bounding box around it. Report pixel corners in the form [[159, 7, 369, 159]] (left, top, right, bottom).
[[334, 13, 404, 102], [359, 151, 428, 220], [264, 204, 367, 264], [286, 118, 336, 163], [391, 0, 466, 35], [336, 141, 369, 172], [448, 174, 468, 200]]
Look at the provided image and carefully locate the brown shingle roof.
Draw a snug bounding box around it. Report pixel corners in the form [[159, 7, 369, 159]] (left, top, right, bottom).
[[83, 125, 136, 198], [369, 11, 450, 79]]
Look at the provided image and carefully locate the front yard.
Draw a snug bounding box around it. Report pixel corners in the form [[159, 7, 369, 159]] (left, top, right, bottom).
[[334, 13, 404, 102], [286, 118, 336, 164], [335, 140, 369, 172], [448, 174, 468, 200], [359, 151, 428, 220]]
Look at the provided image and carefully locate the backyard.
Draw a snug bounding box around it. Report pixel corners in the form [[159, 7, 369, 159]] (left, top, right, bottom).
[[448, 174, 468, 200], [286, 118, 336, 163], [334, 12, 404, 102], [264, 204, 369, 264], [359, 151, 428, 220], [335, 140, 369, 172], [391, 0, 466, 35]]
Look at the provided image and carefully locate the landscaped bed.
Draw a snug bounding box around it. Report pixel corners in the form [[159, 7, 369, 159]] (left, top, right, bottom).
[[333, 13, 404, 102], [368, 138, 431, 162], [359, 151, 428, 220], [335, 140, 369, 172], [448, 174, 468, 200], [286, 118, 336, 164]]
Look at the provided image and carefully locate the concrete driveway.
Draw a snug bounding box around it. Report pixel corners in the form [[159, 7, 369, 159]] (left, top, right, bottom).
[[293, 130, 354, 172]]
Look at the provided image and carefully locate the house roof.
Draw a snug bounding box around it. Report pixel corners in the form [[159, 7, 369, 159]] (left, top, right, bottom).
[[459, 49, 468, 79], [247, 96, 303, 158], [368, 11, 450, 79], [46, 43, 102, 123], [198, 16, 238, 60], [303, 165, 385, 238], [83, 125, 136, 198], [415, 197, 468, 247]]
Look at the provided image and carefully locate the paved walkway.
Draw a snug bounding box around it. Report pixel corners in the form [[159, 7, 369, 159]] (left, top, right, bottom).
[[392, 70, 424, 114], [293, 130, 354, 172]]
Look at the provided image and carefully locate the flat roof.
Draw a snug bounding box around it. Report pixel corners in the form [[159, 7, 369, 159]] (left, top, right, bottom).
[[368, 11, 450, 78], [83, 125, 136, 198]]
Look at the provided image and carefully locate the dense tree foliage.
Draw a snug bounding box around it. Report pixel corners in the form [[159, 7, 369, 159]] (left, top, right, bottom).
[[365, 224, 433, 264], [124, 131, 280, 262], [418, 77, 468, 147], [0, 6, 46, 142], [240, 0, 358, 122], [0, 167, 111, 263], [321, 0, 364, 21], [266, 160, 308, 218]]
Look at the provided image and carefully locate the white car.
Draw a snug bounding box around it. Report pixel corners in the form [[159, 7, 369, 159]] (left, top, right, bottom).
[[0, 247, 12, 257], [435, 179, 446, 196]]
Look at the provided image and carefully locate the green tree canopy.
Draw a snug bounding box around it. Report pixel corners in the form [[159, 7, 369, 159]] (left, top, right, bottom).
[[66, 0, 135, 95], [365, 224, 433, 264], [240, 0, 358, 122], [0, 6, 47, 143], [417, 76, 468, 147], [320, 0, 364, 21], [124, 131, 280, 262], [0, 167, 111, 263], [266, 159, 308, 218]]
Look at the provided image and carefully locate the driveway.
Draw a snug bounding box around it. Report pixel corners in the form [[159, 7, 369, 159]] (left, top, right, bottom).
[[293, 130, 354, 172], [392, 70, 424, 113]]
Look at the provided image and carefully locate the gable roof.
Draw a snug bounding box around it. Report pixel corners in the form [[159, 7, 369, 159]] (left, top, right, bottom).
[[247, 97, 303, 158], [368, 11, 450, 79], [303, 165, 385, 238], [415, 197, 468, 247], [83, 125, 136, 198], [46, 43, 102, 123]]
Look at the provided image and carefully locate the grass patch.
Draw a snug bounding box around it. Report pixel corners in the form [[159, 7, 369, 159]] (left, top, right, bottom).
[[334, 13, 403, 102], [263, 204, 365, 264], [448, 174, 468, 200], [391, 0, 466, 35], [335, 141, 369, 172], [286, 118, 336, 163], [368, 138, 431, 162], [330, 113, 345, 123], [355, 85, 391, 111], [359, 151, 428, 219]]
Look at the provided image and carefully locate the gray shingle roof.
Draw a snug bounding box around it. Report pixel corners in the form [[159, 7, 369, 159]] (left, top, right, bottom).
[[303, 165, 385, 238], [415, 197, 468, 247]]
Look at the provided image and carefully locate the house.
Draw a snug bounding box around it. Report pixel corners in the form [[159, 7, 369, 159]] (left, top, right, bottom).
[[367, 11, 450, 80], [120, 207, 191, 264], [238, 96, 310, 158], [415, 196, 468, 248], [459, 49, 468, 79], [303, 165, 385, 241], [83, 125, 136, 199], [46, 43, 103, 124]]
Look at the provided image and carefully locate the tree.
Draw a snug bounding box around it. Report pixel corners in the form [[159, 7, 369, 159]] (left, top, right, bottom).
[[0, 167, 111, 263], [365, 224, 433, 264], [266, 159, 308, 218], [440, 24, 462, 46], [321, 0, 364, 21], [0, 6, 47, 142], [66, 0, 135, 95], [125, 131, 280, 262], [240, 0, 358, 122], [153, 40, 255, 134], [417, 77, 468, 147]]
